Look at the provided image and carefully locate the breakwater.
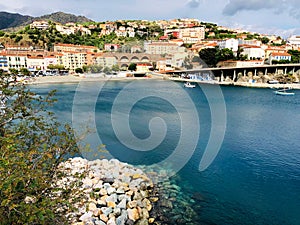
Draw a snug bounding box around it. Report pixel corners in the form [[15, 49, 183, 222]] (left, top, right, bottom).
[[56, 158, 200, 225], [58, 157, 155, 225]]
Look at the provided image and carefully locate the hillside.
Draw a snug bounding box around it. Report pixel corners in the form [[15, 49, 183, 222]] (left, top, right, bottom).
[[0, 12, 32, 30], [0, 11, 94, 30], [35, 11, 94, 24]]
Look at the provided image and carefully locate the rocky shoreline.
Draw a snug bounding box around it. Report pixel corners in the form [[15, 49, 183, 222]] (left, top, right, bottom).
[[56, 158, 202, 225], [57, 157, 156, 225]]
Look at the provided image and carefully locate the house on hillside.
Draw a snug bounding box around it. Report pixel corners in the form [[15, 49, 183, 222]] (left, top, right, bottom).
[[30, 21, 49, 30], [240, 45, 265, 60], [269, 52, 291, 62], [218, 38, 239, 53]]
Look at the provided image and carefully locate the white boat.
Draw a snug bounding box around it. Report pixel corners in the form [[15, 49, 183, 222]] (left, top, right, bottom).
[[268, 80, 279, 84], [184, 82, 196, 88], [274, 88, 295, 96]]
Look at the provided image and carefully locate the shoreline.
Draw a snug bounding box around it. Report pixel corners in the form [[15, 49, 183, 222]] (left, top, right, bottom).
[[26, 75, 300, 90], [27, 75, 160, 85]]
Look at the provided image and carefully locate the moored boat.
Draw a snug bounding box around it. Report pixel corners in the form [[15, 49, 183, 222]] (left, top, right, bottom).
[[274, 88, 295, 96], [184, 82, 196, 88]]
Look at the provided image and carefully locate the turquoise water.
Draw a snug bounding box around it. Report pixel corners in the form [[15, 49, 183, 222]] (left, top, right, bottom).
[[30, 81, 300, 225]]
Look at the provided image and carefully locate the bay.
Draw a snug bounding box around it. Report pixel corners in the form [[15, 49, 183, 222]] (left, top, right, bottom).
[[30, 80, 300, 225]]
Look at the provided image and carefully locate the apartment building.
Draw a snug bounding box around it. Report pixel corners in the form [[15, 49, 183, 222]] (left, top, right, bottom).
[[59, 52, 87, 71], [27, 56, 45, 71], [95, 55, 117, 68], [6, 54, 27, 69], [0, 54, 8, 71], [144, 42, 185, 55], [165, 26, 205, 44], [180, 27, 205, 44], [54, 43, 98, 53]]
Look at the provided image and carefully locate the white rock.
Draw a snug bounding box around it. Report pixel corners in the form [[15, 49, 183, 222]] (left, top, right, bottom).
[[107, 217, 117, 225], [79, 211, 93, 222], [117, 198, 127, 209]]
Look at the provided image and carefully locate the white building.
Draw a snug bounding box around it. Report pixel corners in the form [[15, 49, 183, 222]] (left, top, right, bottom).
[[287, 35, 300, 48], [30, 21, 49, 30], [0, 54, 9, 71], [27, 56, 45, 71], [56, 25, 74, 35], [7, 54, 27, 69], [240, 46, 265, 60], [44, 56, 58, 69], [218, 38, 239, 53], [238, 39, 262, 46], [269, 52, 292, 62]]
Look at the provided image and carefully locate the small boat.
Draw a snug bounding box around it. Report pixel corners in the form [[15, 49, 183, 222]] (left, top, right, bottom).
[[274, 88, 295, 96], [184, 82, 196, 88], [268, 80, 279, 84]]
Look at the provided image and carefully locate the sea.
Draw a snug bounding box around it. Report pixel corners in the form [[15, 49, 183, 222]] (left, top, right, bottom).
[[30, 80, 300, 225]]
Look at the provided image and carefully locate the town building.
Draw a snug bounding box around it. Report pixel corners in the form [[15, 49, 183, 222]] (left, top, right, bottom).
[[218, 38, 239, 53], [0, 54, 8, 71], [104, 44, 121, 52], [144, 42, 185, 55], [57, 52, 87, 71], [54, 43, 98, 53], [217, 60, 264, 68], [6, 54, 27, 69], [30, 21, 49, 30], [27, 56, 45, 71], [165, 26, 205, 44], [265, 47, 287, 59], [240, 45, 265, 60], [269, 52, 292, 62], [287, 35, 300, 48]]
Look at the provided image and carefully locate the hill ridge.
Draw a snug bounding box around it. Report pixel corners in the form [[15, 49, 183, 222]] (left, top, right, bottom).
[[0, 11, 94, 30]]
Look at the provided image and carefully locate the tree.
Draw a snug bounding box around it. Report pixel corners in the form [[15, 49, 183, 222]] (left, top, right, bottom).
[[75, 68, 84, 73], [0, 76, 80, 224], [199, 48, 219, 67], [9, 68, 18, 75], [216, 48, 234, 62], [288, 50, 300, 63], [48, 64, 65, 71], [260, 37, 270, 44], [111, 64, 120, 72], [19, 67, 30, 76], [103, 66, 111, 73], [128, 63, 137, 71]]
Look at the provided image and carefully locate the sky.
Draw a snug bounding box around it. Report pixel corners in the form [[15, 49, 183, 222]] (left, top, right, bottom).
[[1, 0, 300, 38]]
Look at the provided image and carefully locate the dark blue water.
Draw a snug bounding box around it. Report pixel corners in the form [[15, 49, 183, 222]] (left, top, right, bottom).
[[30, 80, 300, 225]]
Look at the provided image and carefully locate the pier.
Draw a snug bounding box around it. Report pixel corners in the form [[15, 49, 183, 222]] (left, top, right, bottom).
[[165, 63, 300, 82]]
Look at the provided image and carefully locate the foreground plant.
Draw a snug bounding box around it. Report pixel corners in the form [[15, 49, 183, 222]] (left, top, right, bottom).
[[0, 70, 80, 224]]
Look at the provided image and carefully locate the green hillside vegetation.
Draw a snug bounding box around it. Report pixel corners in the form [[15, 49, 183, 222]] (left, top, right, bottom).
[[0, 20, 163, 50], [0, 11, 93, 31], [0, 12, 32, 30], [36, 11, 93, 25]]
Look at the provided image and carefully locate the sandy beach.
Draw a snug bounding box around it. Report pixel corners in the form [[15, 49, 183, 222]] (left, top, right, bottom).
[[27, 75, 161, 85], [26, 75, 300, 90]]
